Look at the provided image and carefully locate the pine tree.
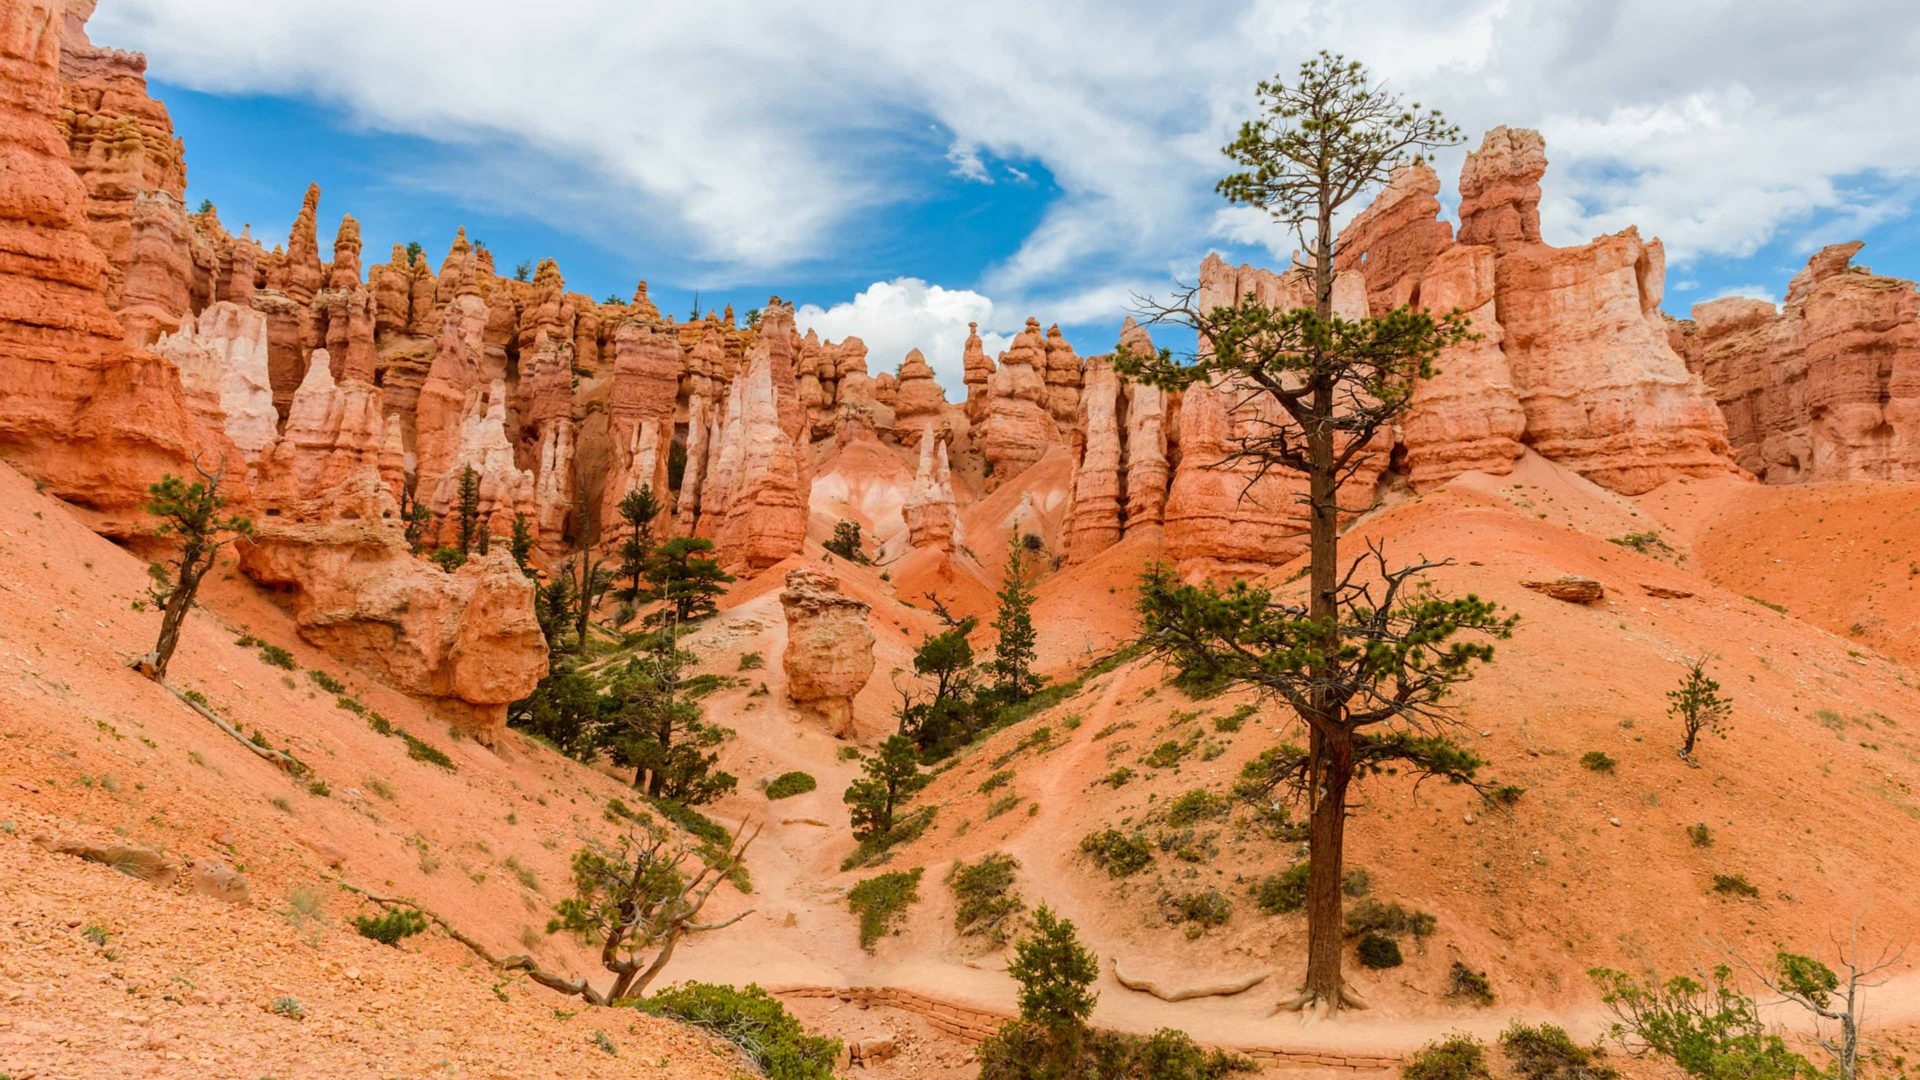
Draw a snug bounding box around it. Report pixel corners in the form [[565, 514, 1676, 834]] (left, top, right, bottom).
[[455, 465, 481, 556], [1008, 906, 1099, 1030], [898, 606, 981, 757], [824, 520, 867, 563], [1670, 656, 1732, 762], [989, 535, 1042, 703], [643, 537, 735, 623], [844, 734, 928, 842], [535, 573, 576, 660], [400, 487, 433, 553], [616, 486, 662, 602], [137, 462, 252, 680], [1117, 53, 1510, 1016], [509, 512, 536, 574], [601, 630, 737, 804]]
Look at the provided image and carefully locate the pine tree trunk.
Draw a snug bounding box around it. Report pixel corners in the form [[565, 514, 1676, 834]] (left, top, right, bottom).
[[1302, 728, 1353, 1009]]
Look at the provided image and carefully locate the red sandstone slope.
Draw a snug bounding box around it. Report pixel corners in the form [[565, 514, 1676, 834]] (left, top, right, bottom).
[[776, 453, 1920, 1052], [0, 460, 743, 1078], [1641, 476, 1920, 667]]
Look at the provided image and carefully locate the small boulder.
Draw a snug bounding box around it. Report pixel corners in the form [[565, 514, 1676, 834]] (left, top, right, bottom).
[[1522, 575, 1604, 604], [188, 858, 250, 905]]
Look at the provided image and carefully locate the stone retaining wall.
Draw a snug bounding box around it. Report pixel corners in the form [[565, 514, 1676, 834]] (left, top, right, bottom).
[[767, 984, 1402, 1074]]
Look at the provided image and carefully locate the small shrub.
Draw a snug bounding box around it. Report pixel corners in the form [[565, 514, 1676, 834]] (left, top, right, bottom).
[[1165, 889, 1232, 932], [258, 644, 296, 670], [1499, 1021, 1618, 1079], [1712, 873, 1760, 898], [764, 772, 817, 800], [637, 982, 840, 1080], [986, 792, 1020, 819], [1254, 862, 1310, 914], [334, 695, 366, 715], [1356, 931, 1403, 969], [1687, 822, 1713, 847], [1144, 735, 1198, 769], [1079, 829, 1153, 877], [365, 777, 396, 801], [1345, 898, 1437, 940], [1579, 751, 1616, 773], [1448, 961, 1495, 1006], [1342, 867, 1372, 898], [949, 852, 1025, 946], [979, 769, 1015, 793], [269, 995, 306, 1019], [1403, 1035, 1491, 1080], [366, 711, 394, 736], [1609, 531, 1672, 556], [82, 923, 109, 946], [306, 779, 331, 798], [737, 651, 764, 671], [401, 731, 456, 771], [308, 669, 346, 694], [354, 907, 427, 947], [1165, 789, 1228, 827], [1101, 766, 1135, 787], [1486, 784, 1525, 806]]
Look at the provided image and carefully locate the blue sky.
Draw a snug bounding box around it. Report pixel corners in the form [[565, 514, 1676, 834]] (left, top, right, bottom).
[[112, 0, 1920, 394]]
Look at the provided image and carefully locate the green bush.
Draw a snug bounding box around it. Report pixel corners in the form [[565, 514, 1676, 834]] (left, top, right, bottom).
[[1403, 1035, 1491, 1080], [978, 769, 1015, 793], [635, 982, 840, 1080], [978, 1020, 1255, 1080], [1687, 822, 1714, 847], [308, 669, 346, 694], [1165, 789, 1229, 827], [401, 731, 456, 771], [737, 651, 764, 671], [649, 797, 731, 847], [1345, 898, 1437, 940], [1447, 961, 1495, 1007], [1165, 889, 1231, 931], [1499, 1022, 1618, 1079], [764, 772, 817, 800], [258, 643, 296, 670], [949, 852, 1025, 946], [1580, 751, 1616, 773], [1356, 931, 1403, 969], [1253, 862, 1309, 914], [354, 907, 427, 947], [848, 868, 923, 952], [1711, 873, 1760, 898], [1079, 829, 1153, 877]]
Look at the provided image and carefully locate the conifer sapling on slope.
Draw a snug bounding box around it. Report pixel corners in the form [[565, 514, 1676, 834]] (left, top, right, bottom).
[[137, 457, 252, 681], [1670, 655, 1732, 763]]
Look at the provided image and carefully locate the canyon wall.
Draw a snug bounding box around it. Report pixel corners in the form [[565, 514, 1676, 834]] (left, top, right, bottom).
[[1677, 242, 1920, 483]]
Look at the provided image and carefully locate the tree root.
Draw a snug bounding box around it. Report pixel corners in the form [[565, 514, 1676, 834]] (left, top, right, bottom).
[[1272, 983, 1369, 1020], [149, 672, 302, 775], [1112, 958, 1268, 1001]]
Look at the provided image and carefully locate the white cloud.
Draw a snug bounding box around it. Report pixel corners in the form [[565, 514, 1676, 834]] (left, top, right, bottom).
[[946, 142, 992, 184], [794, 279, 1015, 393], [1703, 283, 1778, 304], [95, 0, 1920, 325]]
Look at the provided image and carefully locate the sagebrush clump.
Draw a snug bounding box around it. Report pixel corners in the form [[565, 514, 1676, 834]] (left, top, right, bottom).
[[1079, 829, 1153, 877], [949, 852, 1025, 946]]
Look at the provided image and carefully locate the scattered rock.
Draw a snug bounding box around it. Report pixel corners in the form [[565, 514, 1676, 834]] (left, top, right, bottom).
[[1641, 583, 1695, 599], [187, 858, 250, 905], [1523, 575, 1605, 604]]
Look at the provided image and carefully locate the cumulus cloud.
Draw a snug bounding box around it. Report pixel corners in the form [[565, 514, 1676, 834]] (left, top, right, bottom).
[[794, 279, 1014, 392], [95, 0, 1920, 326]]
